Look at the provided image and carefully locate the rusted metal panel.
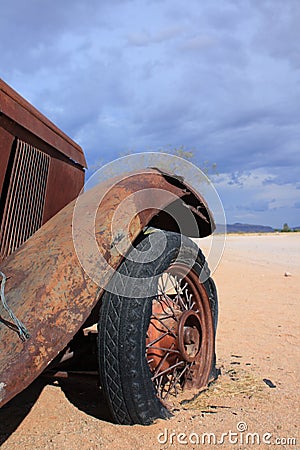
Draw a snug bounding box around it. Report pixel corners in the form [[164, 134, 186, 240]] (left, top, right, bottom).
[[0, 128, 14, 196], [0, 169, 214, 408], [43, 157, 85, 223], [0, 79, 86, 168]]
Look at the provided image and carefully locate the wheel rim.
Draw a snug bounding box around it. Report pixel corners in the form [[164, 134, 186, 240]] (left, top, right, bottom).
[[146, 263, 214, 400]]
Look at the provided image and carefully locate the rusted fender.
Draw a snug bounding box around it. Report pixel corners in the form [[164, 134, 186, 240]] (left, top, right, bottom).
[[0, 169, 214, 407]]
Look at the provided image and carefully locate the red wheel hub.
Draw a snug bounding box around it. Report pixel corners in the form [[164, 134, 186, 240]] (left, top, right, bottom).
[[177, 310, 201, 362]]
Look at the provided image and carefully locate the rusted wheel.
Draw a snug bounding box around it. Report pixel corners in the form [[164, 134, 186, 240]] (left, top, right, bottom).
[[147, 263, 215, 401], [98, 231, 218, 425]]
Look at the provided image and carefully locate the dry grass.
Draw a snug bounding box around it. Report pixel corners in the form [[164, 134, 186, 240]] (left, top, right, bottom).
[[179, 363, 268, 414]]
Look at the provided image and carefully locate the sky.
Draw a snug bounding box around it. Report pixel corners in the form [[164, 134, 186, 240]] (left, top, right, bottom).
[[1, 0, 299, 228]]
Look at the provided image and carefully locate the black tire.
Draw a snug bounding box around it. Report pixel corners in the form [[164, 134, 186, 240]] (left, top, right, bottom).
[[98, 230, 218, 425]]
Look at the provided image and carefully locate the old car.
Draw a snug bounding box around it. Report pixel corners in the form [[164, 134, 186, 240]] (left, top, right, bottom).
[[0, 79, 218, 425]]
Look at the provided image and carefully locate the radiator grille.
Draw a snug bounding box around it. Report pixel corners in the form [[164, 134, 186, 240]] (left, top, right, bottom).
[[0, 139, 50, 260]]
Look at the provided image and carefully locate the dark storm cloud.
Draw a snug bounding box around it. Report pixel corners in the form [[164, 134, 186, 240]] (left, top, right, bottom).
[[253, 0, 300, 69], [0, 0, 299, 226]]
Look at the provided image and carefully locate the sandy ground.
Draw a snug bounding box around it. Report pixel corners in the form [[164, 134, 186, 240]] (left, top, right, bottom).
[[0, 233, 299, 449]]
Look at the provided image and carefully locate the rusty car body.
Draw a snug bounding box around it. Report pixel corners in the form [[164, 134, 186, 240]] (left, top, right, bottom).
[[0, 79, 218, 425]]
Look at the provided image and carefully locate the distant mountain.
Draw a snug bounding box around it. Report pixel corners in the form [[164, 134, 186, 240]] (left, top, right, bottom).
[[216, 222, 275, 233]]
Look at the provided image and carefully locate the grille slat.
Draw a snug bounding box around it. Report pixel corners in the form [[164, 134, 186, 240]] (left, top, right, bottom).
[[6, 142, 30, 254], [20, 143, 39, 246], [1, 141, 28, 257], [0, 139, 50, 260]]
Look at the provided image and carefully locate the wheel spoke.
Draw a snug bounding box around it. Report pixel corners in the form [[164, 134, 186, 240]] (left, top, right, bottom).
[[159, 293, 180, 321], [158, 274, 168, 294], [176, 292, 188, 310], [153, 346, 173, 377], [151, 360, 185, 381], [164, 363, 191, 399], [151, 313, 177, 339], [146, 331, 169, 347], [157, 373, 164, 394], [164, 365, 178, 399], [172, 277, 189, 310], [185, 289, 193, 309], [147, 346, 180, 354], [155, 298, 172, 315]]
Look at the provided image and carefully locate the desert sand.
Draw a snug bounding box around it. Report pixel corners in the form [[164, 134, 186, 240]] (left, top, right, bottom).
[[0, 233, 299, 449]]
